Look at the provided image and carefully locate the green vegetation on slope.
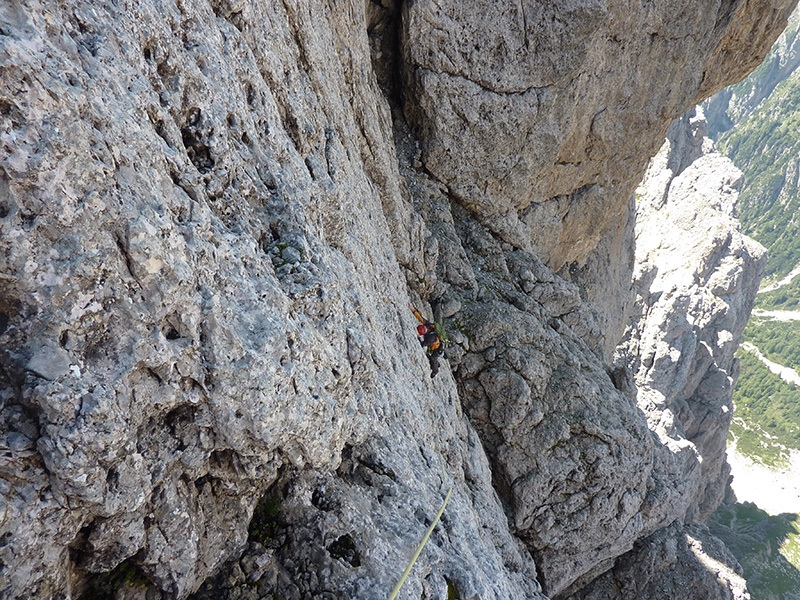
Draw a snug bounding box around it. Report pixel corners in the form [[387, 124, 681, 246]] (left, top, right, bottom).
[[756, 276, 800, 310], [710, 12, 800, 133], [709, 502, 800, 600], [731, 350, 800, 466], [248, 485, 283, 546], [708, 9, 800, 284], [80, 558, 151, 599], [705, 16, 800, 599], [743, 317, 800, 369], [717, 72, 800, 283]]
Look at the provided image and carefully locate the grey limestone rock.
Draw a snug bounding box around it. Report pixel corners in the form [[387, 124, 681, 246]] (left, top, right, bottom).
[[571, 107, 766, 599], [0, 0, 790, 599], [619, 108, 767, 523], [0, 0, 544, 598], [401, 0, 794, 356], [396, 119, 734, 597], [0, 0, 438, 596], [566, 521, 750, 600]]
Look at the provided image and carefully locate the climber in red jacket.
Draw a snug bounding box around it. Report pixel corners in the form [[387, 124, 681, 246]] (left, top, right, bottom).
[[410, 303, 447, 377]]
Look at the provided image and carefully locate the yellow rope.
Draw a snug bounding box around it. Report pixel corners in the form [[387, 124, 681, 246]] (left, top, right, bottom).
[[387, 486, 453, 600]]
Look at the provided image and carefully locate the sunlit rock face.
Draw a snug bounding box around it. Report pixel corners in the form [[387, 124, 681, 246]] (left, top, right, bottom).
[[401, 0, 791, 360], [0, 0, 791, 599], [575, 108, 765, 600], [623, 108, 767, 523]]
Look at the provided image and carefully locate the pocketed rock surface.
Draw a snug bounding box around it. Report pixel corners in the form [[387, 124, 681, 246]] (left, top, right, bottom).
[[0, 1, 792, 599]]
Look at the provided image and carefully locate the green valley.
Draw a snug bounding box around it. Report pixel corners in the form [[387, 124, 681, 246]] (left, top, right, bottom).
[[704, 7, 800, 597], [705, 2, 800, 485], [730, 348, 800, 466]]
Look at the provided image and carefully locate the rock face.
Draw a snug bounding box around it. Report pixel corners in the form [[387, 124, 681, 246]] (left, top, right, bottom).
[[573, 107, 765, 599], [0, 1, 791, 600], [401, 0, 792, 359], [0, 1, 455, 597], [569, 521, 751, 600], [624, 109, 767, 522], [705, 7, 800, 138]]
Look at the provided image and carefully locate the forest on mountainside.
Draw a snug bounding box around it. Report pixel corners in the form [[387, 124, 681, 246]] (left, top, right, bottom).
[[708, 11, 800, 283], [757, 279, 800, 309], [730, 348, 800, 466], [705, 4, 800, 468], [704, 9, 800, 597], [743, 318, 800, 371]]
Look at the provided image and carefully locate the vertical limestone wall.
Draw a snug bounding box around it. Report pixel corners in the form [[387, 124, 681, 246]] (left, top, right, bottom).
[[0, 0, 793, 598]]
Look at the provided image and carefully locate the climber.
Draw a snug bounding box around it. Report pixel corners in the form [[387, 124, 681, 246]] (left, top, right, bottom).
[[410, 302, 448, 377]]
